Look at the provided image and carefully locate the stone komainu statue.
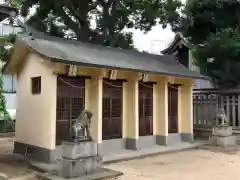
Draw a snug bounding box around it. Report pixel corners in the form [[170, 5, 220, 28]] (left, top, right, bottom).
[[71, 110, 93, 142], [215, 108, 229, 126]]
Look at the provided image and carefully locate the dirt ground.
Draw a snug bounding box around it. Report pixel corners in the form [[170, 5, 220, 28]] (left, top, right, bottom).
[[0, 137, 36, 180], [106, 148, 240, 180], [1, 137, 240, 180]]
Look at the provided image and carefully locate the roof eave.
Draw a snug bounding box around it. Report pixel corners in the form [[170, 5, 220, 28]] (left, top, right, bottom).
[[13, 34, 208, 80], [161, 33, 191, 55], [2, 37, 28, 74], [49, 57, 209, 80]]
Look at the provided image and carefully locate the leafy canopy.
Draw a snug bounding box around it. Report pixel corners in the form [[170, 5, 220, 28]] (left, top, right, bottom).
[[174, 0, 240, 88], [13, 0, 182, 49], [5, 0, 240, 88]]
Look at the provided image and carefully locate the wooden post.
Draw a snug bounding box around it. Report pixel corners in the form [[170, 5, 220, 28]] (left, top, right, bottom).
[[232, 95, 236, 127], [220, 96, 224, 108], [226, 95, 230, 125]]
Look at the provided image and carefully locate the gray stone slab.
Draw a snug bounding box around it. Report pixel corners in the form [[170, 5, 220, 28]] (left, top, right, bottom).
[[37, 168, 123, 180], [61, 141, 98, 159]]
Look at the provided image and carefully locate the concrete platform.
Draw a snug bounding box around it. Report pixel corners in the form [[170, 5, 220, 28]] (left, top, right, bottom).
[[28, 141, 207, 173]]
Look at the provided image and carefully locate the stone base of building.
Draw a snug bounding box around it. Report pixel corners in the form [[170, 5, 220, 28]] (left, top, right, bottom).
[[13, 141, 55, 163], [101, 138, 126, 155], [14, 134, 194, 162], [181, 133, 194, 142], [156, 133, 194, 146], [126, 133, 194, 150], [126, 136, 156, 150]]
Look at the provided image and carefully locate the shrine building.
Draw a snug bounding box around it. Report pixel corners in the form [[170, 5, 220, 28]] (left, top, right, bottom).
[[3, 33, 207, 162]]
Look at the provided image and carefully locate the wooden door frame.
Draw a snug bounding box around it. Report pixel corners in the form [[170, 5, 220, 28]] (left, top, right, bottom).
[[168, 83, 180, 133], [102, 79, 124, 140], [138, 82, 154, 136], [56, 75, 87, 145]]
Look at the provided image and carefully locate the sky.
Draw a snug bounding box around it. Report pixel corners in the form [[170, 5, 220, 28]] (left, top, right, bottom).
[[133, 0, 187, 53], [132, 25, 175, 53]]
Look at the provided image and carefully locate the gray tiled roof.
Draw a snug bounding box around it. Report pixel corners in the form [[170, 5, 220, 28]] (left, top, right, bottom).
[[161, 33, 190, 54], [14, 33, 207, 79]]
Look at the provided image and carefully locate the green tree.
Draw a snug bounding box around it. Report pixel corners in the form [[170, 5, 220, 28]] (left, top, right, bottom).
[[170, 0, 240, 88], [0, 34, 16, 63], [0, 76, 7, 117], [13, 0, 182, 49], [0, 33, 17, 124]]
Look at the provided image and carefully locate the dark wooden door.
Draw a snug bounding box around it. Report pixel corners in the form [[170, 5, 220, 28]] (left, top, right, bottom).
[[102, 80, 123, 140], [168, 84, 178, 133], [56, 75, 85, 145], [139, 82, 153, 136]]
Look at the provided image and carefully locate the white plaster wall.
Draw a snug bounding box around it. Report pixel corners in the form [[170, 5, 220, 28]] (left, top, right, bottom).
[[16, 53, 57, 149]]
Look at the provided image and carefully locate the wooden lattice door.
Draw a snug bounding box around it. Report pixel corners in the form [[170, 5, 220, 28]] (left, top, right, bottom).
[[102, 80, 123, 140], [139, 82, 153, 136], [56, 75, 85, 145], [168, 84, 178, 133]]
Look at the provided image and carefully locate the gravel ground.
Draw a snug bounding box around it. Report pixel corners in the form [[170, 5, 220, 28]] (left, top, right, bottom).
[[0, 137, 37, 180], [1, 137, 240, 180], [106, 148, 240, 180]]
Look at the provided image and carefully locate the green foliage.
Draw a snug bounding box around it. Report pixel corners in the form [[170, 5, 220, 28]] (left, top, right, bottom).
[[0, 75, 8, 119], [16, 0, 182, 49], [0, 33, 17, 122], [0, 34, 16, 63], [192, 28, 240, 88], [167, 0, 240, 88]]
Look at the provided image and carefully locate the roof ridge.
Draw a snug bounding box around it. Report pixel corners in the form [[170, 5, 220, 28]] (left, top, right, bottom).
[[18, 33, 172, 59], [9, 32, 207, 80]]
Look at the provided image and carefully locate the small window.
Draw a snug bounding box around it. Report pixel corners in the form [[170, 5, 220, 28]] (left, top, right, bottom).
[[31, 76, 41, 94]]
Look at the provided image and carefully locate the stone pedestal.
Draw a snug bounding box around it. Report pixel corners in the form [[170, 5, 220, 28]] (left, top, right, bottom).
[[212, 125, 233, 137], [59, 141, 103, 178], [210, 125, 236, 148], [210, 135, 236, 148]]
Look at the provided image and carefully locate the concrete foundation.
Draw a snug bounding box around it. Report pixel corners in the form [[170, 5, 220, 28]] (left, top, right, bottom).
[[13, 141, 55, 163], [14, 134, 190, 163]]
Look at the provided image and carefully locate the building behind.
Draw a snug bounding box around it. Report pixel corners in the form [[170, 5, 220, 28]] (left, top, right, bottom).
[[161, 33, 214, 90], [1, 23, 22, 119]]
